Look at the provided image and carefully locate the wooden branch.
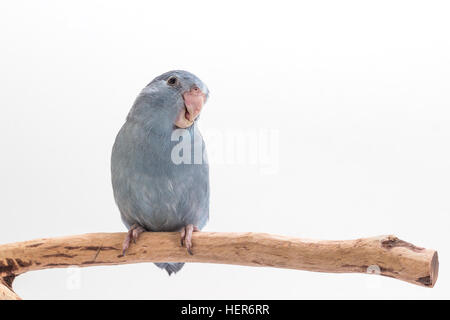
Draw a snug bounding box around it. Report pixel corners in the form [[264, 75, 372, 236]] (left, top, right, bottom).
[[0, 232, 439, 299], [1, 277, 21, 300]]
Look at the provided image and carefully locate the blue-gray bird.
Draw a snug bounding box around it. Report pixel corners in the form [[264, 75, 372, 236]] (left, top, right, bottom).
[[111, 70, 210, 275]]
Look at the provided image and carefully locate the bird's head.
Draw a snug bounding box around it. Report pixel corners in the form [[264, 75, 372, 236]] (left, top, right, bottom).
[[130, 70, 209, 130]]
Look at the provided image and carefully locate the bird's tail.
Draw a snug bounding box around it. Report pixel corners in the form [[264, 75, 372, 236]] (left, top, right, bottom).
[[154, 262, 185, 275]]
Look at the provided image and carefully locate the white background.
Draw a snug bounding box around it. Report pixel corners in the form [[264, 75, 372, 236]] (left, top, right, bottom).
[[0, 0, 449, 299]]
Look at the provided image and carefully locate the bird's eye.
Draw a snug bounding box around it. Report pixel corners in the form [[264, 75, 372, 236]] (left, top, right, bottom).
[[167, 76, 178, 86]]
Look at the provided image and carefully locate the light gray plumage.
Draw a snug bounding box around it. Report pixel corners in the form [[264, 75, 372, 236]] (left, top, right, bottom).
[[111, 70, 210, 275]]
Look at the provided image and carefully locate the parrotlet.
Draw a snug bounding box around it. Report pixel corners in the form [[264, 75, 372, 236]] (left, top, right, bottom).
[[111, 70, 210, 275]]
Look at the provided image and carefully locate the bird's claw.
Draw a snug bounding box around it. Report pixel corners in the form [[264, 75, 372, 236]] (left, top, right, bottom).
[[122, 224, 145, 256], [180, 224, 199, 255]]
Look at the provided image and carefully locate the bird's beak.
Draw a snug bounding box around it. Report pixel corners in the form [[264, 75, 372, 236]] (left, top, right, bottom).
[[183, 86, 206, 122], [174, 86, 206, 128]]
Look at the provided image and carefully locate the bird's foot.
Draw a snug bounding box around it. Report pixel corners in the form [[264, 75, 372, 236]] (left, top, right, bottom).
[[180, 224, 200, 255], [122, 224, 146, 256]]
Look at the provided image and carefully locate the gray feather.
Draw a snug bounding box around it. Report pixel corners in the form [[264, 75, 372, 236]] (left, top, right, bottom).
[[154, 262, 185, 276]]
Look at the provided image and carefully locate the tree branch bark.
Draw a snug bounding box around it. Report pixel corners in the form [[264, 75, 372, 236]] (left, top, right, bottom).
[[0, 232, 439, 299]]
